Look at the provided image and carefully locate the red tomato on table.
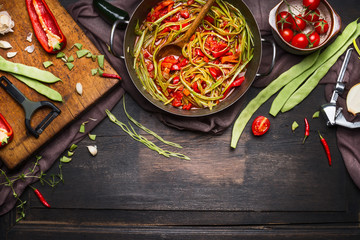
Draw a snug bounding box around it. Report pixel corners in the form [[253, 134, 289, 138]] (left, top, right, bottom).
[[252, 116, 270, 136]]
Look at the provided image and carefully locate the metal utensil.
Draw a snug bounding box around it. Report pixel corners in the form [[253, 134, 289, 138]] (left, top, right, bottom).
[[321, 48, 360, 128], [0, 76, 61, 138]]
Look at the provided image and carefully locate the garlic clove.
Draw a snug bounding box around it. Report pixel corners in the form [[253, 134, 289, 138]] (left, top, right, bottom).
[[26, 32, 32, 42], [24, 45, 35, 53], [87, 145, 97, 156], [0, 40, 12, 49], [76, 82, 83, 95], [6, 51, 17, 58]]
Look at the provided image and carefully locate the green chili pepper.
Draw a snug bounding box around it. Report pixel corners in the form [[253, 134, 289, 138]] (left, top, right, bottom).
[[0, 56, 61, 83], [230, 50, 320, 149]]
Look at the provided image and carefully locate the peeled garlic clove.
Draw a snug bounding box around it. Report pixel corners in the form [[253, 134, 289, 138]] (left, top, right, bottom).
[[24, 44, 35, 53], [0, 40, 12, 49], [6, 51, 17, 58], [0, 11, 14, 35], [346, 83, 360, 115], [26, 32, 32, 42], [76, 82, 83, 95], [87, 145, 97, 156]]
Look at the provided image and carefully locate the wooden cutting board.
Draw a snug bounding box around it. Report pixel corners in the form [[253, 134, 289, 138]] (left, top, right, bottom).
[[0, 0, 120, 169]]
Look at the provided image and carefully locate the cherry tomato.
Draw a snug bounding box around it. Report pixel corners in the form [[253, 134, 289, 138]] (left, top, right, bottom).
[[303, 0, 320, 10], [279, 28, 294, 43], [303, 9, 320, 22], [314, 19, 329, 34], [291, 33, 309, 49], [252, 116, 270, 136], [309, 31, 320, 47], [276, 11, 294, 30], [292, 15, 306, 31]]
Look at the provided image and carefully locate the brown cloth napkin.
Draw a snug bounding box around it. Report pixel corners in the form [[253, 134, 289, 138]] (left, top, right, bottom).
[[1, 0, 359, 216]]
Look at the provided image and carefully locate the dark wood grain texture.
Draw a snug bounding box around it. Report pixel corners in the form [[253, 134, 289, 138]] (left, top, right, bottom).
[[1, 0, 360, 239]]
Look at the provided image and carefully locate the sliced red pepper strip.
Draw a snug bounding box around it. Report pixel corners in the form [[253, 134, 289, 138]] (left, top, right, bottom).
[[0, 113, 13, 148], [26, 0, 67, 54]]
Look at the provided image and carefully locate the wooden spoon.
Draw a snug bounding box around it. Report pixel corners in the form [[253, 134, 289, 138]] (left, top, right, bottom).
[[155, 0, 216, 61]]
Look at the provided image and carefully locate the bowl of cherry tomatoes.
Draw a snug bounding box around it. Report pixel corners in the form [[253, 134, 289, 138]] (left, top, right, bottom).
[[269, 0, 341, 55]]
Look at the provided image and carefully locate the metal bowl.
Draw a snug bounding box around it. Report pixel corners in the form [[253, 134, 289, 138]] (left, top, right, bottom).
[[269, 0, 341, 55]]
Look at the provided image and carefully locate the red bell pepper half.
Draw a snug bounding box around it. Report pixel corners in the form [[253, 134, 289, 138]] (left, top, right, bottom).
[[0, 113, 13, 148], [26, 0, 67, 54]]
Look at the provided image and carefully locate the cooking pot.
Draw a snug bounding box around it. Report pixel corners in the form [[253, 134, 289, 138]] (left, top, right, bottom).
[[93, 0, 275, 117]]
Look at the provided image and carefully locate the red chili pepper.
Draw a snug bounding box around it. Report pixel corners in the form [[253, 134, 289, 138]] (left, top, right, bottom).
[[101, 73, 122, 80], [32, 188, 51, 208], [0, 113, 13, 148], [318, 131, 332, 166], [26, 0, 67, 54], [302, 117, 310, 144]]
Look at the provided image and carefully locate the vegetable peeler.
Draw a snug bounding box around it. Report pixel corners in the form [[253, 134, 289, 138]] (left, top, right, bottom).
[[0, 76, 61, 138], [321, 48, 360, 129]]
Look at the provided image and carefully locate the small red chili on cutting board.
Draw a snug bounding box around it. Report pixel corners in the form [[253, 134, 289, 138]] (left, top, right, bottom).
[[31, 186, 51, 208], [101, 73, 122, 80], [252, 116, 270, 136], [318, 131, 332, 166], [0, 113, 13, 148], [302, 117, 310, 144], [26, 0, 67, 54]]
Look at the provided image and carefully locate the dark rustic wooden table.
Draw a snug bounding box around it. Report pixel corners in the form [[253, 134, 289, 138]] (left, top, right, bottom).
[[1, 0, 360, 239]]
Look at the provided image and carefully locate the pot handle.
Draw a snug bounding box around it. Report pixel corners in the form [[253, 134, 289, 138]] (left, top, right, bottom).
[[93, 0, 130, 58], [256, 38, 276, 77]]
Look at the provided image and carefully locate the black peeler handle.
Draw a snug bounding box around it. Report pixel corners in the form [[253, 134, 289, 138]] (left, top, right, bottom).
[[0, 76, 61, 138]]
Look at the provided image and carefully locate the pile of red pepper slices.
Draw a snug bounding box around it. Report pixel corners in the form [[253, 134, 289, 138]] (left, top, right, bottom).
[[0, 113, 13, 148], [26, 0, 67, 54]]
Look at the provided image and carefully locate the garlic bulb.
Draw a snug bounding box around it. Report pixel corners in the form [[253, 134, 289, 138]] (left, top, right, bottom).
[[87, 145, 97, 156], [0, 11, 14, 35]]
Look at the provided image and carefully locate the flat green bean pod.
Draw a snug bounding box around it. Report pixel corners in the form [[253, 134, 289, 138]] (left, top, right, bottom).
[[281, 23, 360, 113], [11, 73, 63, 102], [0, 56, 61, 83], [230, 50, 320, 149], [269, 19, 359, 116]]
